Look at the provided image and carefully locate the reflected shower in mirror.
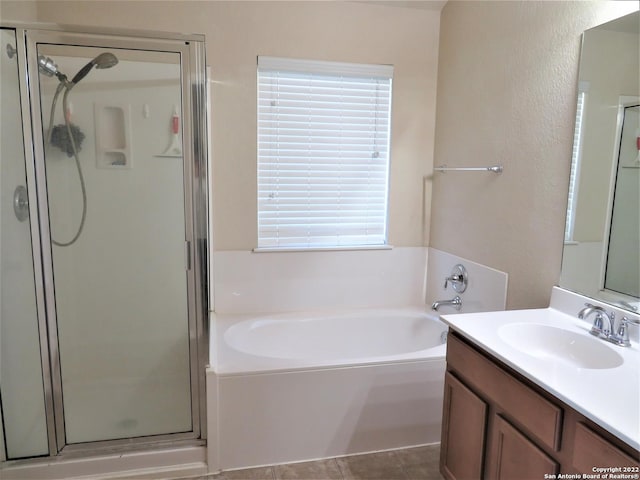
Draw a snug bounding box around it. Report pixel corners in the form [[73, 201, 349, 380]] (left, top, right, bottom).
[[605, 103, 639, 299], [560, 10, 639, 313]]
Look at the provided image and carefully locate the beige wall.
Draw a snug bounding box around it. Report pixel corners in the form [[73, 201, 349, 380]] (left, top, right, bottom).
[[430, 0, 637, 310], [0, 0, 37, 22], [16, 0, 440, 250], [4, 0, 636, 310]]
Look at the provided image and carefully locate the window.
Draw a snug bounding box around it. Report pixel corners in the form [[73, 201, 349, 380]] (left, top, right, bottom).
[[565, 82, 588, 242], [257, 56, 393, 250]]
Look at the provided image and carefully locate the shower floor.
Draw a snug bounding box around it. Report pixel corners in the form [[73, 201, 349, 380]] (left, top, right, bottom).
[[62, 374, 192, 443], [174, 445, 444, 480]]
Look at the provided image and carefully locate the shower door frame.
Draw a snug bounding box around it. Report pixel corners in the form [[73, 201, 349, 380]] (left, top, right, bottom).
[[10, 24, 209, 457], [0, 26, 54, 460]]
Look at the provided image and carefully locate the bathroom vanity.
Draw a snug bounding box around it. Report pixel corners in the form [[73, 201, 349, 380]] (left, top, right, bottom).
[[439, 298, 640, 480]]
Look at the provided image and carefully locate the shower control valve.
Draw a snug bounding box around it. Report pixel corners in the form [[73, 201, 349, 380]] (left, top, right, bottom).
[[444, 264, 468, 293]]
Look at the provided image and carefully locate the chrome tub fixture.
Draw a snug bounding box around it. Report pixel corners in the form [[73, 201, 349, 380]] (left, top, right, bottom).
[[432, 295, 462, 312]]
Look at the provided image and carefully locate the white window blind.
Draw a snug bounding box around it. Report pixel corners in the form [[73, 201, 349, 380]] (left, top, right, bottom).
[[566, 83, 588, 242], [257, 56, 393, 249]]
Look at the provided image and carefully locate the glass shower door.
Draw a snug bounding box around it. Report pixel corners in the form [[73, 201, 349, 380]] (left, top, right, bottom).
[[35, 42, 194, 445], [0, 28, 49, 459]]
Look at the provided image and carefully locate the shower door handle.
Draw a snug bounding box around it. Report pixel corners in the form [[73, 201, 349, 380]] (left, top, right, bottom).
[[185, 240, 192, 271], [14, 185, 29, 222]]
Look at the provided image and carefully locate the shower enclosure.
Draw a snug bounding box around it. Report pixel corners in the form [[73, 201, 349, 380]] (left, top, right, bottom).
[[1, 25, 208, 460]]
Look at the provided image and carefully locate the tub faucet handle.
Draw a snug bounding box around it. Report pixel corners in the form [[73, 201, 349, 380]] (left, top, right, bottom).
[[444, 275, 462, 289], [444, 264, 468, 293]]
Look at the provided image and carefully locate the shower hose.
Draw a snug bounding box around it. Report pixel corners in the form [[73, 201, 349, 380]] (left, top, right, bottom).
[[46, 81, 87, 247]]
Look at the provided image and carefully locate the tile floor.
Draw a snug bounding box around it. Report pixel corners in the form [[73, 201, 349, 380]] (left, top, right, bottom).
[[179, 445, 444, 480]]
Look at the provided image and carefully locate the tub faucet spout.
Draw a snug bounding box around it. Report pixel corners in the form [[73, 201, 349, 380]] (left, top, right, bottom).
[[431, 296, 462, 312]]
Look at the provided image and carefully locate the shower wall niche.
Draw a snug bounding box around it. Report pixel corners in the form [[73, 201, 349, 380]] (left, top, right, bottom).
[[94, 103, 131, 168]]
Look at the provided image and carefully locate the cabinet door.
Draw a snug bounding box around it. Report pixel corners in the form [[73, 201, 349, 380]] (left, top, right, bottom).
[[488, 415, 559, 480], [572, 423, 640, 472], [441, 372, 488, 480]]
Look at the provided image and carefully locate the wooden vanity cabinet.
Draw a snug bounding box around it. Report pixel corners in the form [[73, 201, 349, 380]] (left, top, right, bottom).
[[488, 414, 559, 480], [440, 372, 488, 479], [440, 331, 640, 480]]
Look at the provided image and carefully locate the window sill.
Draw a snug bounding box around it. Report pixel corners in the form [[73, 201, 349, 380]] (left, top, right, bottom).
[[252, 245, 393, 253]]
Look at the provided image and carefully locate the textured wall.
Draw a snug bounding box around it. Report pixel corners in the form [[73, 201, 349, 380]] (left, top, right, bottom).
[[431, 1, 637, 309], [22, 0, 440, 250], [0, 0, 37, 22]]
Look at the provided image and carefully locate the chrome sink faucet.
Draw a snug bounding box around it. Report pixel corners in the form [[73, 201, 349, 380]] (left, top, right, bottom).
[[578, 303, 613, 336], [578, 303, 639, 347], [432, 296, 462, 312]]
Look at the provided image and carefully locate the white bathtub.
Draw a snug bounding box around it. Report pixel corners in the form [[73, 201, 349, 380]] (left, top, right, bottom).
[[207, 307, 447, 471]]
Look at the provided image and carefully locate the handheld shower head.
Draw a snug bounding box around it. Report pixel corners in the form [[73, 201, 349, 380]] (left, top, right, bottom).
[[93, 52, 118, 69], [70, 52, 118, 85]]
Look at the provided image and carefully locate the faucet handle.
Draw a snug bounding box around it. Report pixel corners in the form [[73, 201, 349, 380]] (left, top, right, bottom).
[[611, 316, 632, 347], [444, 264, 468, 293], [589, 310, 614, 336], [590, 312, 605, 337], [444, 274, 461, 289]]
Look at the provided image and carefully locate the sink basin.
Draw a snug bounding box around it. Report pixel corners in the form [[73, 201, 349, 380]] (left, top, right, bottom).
[[498, 323, 624, 369]]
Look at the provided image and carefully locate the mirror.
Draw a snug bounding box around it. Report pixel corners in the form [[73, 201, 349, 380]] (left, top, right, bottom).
[[560, 10, 639, 313]]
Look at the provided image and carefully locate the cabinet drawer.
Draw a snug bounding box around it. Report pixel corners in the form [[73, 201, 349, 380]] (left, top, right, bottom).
[[572, 423, 640, 473], [447, 333, 563, 451]]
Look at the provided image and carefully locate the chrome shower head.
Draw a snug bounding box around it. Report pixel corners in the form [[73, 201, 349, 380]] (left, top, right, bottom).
[[38, 55, 60, 77], [71, 52, 118, 85]]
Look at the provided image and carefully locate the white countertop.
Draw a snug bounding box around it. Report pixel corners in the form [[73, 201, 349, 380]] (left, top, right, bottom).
[[441, 306, 640, 451]]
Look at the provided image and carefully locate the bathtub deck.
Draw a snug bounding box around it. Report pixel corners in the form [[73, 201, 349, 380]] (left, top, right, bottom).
[[175, 444, 444, 480]]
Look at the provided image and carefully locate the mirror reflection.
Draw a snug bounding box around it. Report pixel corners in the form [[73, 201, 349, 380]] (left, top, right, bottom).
[[560, 10, 639, 313]]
